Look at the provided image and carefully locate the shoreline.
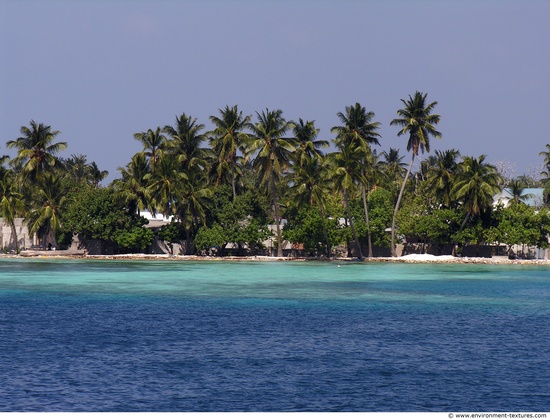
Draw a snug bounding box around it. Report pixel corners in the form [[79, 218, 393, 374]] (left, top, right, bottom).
[[2, 252, 549, 265]]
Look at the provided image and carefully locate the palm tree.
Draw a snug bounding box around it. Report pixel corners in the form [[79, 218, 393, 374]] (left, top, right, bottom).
[[0, 155, 10, 184], [290, 154, 333, 257], [380, 148, 407, 202], [291, 117, 331, 255], [27, 173, 67, 248], [7, 120, 67, 180], [6, 157, 25, 179], [62, 157, 108, 188], [293, 118, 328, 164], [331, 103, 381, 258], [389, 92, 441, 256], [540, 144, 550, 181], [361, 150, 386, 255], [177, 169, 214, 255], [64, 154, 90, 187], [161, 114, 214, 255], [452, 155, 501, 229], [381, 148, 406, 182], [0, 171, 25, 252], [145, 154, 186, 218], [163, 113, 210, 173], [88, 162, 109, 188], [112, 153, 151, 216], [426, 149, 461, 208], [332, 103, 381, 152], [419, 154, 438, 182], [208, 105, 251, 201], [133, 127, 167, 174], [540, 144, 550, 170], [540, 144, 550, 204], [327, 147, 365, 259], [507, 179, 534, 205], [246, 109, 296, 257]]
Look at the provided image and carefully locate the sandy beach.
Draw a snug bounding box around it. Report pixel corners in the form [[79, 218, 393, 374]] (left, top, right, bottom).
[[4, 251, 549, 265]]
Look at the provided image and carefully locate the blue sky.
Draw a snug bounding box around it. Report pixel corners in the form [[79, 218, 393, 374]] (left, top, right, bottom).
[[1, 0, 549, 183]]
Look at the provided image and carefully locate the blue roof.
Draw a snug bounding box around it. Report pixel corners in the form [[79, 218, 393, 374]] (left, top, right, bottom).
[[499, 188, 545, 207]]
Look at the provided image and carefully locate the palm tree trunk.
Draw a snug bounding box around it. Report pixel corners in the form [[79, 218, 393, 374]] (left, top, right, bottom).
[[274, 209, 283, 257], [361, 184, 373, 258], [231, 155, 237, 202], [9, 221, 19, 253], [185, 228, 193, 255], [344, 190, 363, 260], [452, 212, 471, 256], [231, 166, 237, 202], [320, 208, 331, 258], [42, 226, 53, 250], [459, 212, 470, 231], [391, 155, 415, 257], [272, 187, 283, 258]]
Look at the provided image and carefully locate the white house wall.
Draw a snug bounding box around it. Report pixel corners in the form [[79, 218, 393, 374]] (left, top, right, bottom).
[[0, 218, 33, 251]]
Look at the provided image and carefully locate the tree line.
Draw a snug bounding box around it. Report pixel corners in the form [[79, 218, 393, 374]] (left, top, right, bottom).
[[2, 91, 550, 257]]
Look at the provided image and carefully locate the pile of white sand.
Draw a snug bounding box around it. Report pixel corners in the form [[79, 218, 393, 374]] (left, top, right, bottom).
[[398, 253, 456, 261]]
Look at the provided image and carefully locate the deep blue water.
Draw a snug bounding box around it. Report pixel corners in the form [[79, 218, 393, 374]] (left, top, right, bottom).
[[0, 259, 549, 411]]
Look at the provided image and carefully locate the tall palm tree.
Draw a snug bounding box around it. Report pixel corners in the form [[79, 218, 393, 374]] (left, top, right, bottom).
[[133, 127, 167, 174], [246, 109, 296, 257], [389, 92, 441, 256], [361, 150, 386, 256], [290, 154, 333, 257], [162, 114, 214, 254], [291, 117, 330, 255], [331, 103, 381, 258], [327, 147, 365, 259], [451, 155, 501, 229], [6, 120, 67, 180], [143, 149, 213, 256], [208, 105, 251, 201], [0, 171, 25, 252], [177, 169, 214, 255]]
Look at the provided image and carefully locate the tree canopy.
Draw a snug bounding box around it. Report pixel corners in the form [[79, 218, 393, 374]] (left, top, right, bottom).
[[2, 105, 549, 259]]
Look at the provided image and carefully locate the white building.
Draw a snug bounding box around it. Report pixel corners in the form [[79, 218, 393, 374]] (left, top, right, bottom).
[[140, 211, 174, 228], [493, 188, 545, 208], [0, 218, 34, 252]]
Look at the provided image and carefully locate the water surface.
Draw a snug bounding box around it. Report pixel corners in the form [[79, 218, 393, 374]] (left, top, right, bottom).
[[1, 259, 549, 411]]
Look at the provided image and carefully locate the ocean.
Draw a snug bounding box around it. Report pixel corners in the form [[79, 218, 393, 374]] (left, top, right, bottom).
[[0, 258, 549, 412]]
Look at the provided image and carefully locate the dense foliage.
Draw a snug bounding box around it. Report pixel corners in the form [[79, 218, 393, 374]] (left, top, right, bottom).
[[2, 95, 550, 257], [63, 187, 154, 252]]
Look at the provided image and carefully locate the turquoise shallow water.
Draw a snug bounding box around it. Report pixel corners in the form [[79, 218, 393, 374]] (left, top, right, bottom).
[[0, 259, 549, 411]]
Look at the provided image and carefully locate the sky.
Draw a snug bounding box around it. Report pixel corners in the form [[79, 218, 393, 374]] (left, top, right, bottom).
[[1, 0, 549, 183]]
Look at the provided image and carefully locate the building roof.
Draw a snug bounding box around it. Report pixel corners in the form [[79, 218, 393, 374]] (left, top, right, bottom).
[[141, 211, 174, 228], [493, 188, 544, 208]]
